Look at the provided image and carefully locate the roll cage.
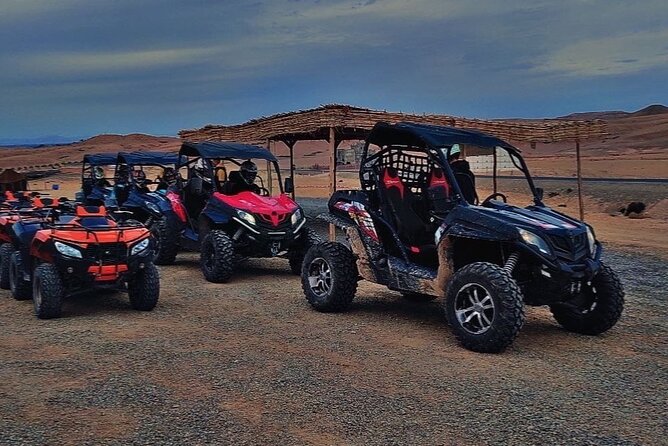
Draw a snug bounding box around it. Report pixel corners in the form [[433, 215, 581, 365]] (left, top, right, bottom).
[[81, 153, 117, 196], [178, 141, 285, 195], [361, 122, 543, 208], [114, 151, 184, 190]]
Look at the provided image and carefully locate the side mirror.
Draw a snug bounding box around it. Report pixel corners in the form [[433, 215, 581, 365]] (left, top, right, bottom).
[[535, 187, 544, 202], [284, 177, 294, 194]]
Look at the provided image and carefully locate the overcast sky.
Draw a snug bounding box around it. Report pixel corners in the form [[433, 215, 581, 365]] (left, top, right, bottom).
[[1, 0, 667, 139]]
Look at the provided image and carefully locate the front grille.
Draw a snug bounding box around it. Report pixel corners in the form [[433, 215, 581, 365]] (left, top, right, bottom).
[[549, 233, 588, 261], [84, 243, 128, 264], [255, 215, 293, 234]]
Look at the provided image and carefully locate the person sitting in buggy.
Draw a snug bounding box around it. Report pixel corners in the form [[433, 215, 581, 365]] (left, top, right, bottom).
[[155, 167, 178, 192], [93, 166, 111, 188], [221, 160, 261, 195], [447, 144, 478, 204]]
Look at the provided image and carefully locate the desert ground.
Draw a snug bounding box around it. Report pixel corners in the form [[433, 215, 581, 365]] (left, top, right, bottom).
[[1, 221, 666, 445], [1, 108, 667, 445]]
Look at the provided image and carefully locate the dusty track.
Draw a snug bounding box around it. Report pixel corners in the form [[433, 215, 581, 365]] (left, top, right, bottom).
[[0, 243, 666, 445]]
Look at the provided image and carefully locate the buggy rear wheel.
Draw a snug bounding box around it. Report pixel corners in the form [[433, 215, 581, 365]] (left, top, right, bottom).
[[301, 242, 358, 312], [550, 263, 624, 335], [128, 263, 160, 311], [288, 227, 322, 275], [9, 251, 32, 300], [0, 243, 14, 290], [445, 262, 525, 353], [150, 217, 179, 265], [200, 230, 234, 283], [33, 263, 63, 319]]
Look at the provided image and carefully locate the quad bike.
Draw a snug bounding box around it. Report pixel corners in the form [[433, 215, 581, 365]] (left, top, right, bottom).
[[77, 153, 118, 207], [0, 195, 63, 289], [113, 151, 184, 264], [301, 122, 624, 353], [8, 204, 159, 319], [170, 141, 319, 282]]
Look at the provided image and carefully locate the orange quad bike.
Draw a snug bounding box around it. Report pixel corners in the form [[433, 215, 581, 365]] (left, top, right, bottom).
[[0, 196, 62, 289], [10, 205, 159, 319]]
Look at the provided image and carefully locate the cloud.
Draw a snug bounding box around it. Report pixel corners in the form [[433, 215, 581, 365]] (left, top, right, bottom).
[[0, 0, 84, 21], [537, 30, 668, 76]]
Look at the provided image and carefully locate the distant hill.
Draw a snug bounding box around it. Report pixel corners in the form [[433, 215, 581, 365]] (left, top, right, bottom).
[[558, 110, 630, 120], [558, 104, 668, 120], [630, 104, 668, 117], [0, 135, 87, 146]]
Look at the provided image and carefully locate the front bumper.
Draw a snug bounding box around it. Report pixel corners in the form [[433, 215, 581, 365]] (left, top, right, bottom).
[[54, 249, 154, 285], [232, 218, 307, 256]]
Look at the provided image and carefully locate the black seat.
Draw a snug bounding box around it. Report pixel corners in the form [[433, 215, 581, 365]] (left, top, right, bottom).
[[378, 167, 432, 249]]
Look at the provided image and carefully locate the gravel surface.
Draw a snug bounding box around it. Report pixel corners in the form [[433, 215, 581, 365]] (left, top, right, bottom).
[[0, 232, 666, 445]]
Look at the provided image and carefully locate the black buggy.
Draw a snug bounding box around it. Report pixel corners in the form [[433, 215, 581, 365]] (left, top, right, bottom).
[[301, 122, 624, 353]]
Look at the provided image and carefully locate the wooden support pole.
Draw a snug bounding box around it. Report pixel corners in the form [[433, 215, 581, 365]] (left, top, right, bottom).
[[328, 127, 337, 241], [576, 139, 584, 221], [266, 139, 273, 195], [288, 142, 296, 201]]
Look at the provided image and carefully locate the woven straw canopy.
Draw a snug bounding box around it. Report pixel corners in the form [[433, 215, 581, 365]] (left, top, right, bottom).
[[179, 104, 607, 145]]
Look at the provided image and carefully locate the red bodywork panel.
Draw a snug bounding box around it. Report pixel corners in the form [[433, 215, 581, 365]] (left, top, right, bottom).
[[167, 191, 187, 223], [214, 192, 298, 227], [0, 214, 21, 243]]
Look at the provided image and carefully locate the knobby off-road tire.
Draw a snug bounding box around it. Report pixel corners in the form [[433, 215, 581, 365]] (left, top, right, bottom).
[[128, 263, 160, 311], [150, 217, 179, 265], [0, 243, 14, 290], [32, 263, 63, 319], [444, 262, 526, 353], [301, 242, 358, 312], [200, 230, 234, 283], [288, 227, 323, 275], [9, 251, 32, 300], [401, 292, 438, 303], [550, 263, 624, 335]]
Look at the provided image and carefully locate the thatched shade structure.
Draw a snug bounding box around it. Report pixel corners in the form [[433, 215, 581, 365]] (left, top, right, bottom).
[[179, 104, 607, 145], [180, 104, 607, 231]]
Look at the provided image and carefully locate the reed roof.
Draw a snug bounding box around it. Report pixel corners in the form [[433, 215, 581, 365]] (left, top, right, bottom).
[[179, 104, 607, 145]]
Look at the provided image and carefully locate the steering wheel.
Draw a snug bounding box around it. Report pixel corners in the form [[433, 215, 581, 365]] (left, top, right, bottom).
[[258, 187, 270, 196], [482, 193, 507, 205]]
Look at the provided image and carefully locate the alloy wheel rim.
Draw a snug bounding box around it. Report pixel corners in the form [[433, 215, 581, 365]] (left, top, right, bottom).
[[454, 283, 495, 334], [307, 258, 332, 297]]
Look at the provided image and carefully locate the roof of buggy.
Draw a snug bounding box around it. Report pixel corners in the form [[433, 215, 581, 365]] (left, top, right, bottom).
[[179, 141, 277, 162], [117, 151, 183, 166], [367, 122, 518, 152], [82, 153, 118, 166]]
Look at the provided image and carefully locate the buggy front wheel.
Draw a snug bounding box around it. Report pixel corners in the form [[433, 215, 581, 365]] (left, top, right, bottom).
[[200, 230, 234, 283], [444, 262, 525, 353], [301, 242, 358, 312], [550, 263, 624, 335]]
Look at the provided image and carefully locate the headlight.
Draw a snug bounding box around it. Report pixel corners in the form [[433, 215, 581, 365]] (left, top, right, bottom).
[[145, 201, 160, 214], [237, 210, 256, 226], [586, 226, 596, 257], [130, 238, 150, 256], [291, 209, 303, 225], [54, 241, 82, 259], [518, 228, 552, 255]]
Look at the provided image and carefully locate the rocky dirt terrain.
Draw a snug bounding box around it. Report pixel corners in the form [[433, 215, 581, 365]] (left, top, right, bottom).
[[1, 227, 666, 445]]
